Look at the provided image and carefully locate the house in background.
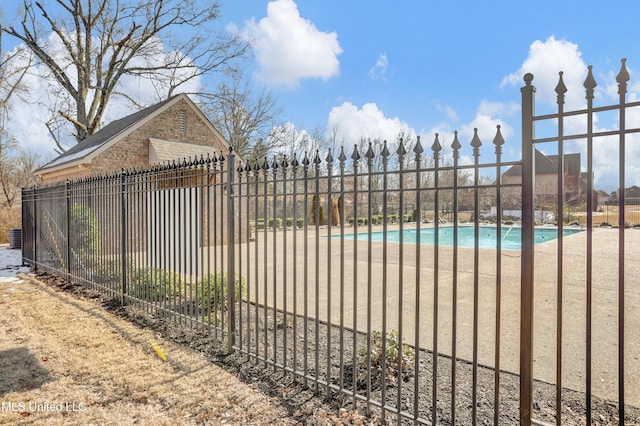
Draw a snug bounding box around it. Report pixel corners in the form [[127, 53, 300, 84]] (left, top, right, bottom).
[[501, 150, 583, 209], [610, 185, 640, 204], [35, 93, 230, 184]]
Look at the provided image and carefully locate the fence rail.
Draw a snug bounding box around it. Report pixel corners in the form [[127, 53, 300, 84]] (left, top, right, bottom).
[[21, 63, 639, 425]]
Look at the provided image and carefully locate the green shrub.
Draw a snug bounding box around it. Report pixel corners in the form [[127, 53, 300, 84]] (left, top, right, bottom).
[[128, 267, 181, 301], [296, 217, 305, 228], [69, 204, 100, 258], [266, 217, 283, 229], [286, 217, 294, 228], [93, 259, 120, 285], [192, 272, 247, 312]]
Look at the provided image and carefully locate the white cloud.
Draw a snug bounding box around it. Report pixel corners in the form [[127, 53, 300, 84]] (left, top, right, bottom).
[[369, 53, 388, 80], [502, 36, 588, 109], [327, 102, 414, 147], [461, 112, 513, 144], [436, 104, 458, 122], [239, 0, 342, 89]]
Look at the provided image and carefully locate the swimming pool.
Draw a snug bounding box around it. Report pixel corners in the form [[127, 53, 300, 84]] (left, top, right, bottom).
[[337, 226, 582, 250]]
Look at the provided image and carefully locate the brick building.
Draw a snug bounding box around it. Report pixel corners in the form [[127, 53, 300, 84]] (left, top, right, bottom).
[[33, 94, 239, 275], [35, 93, 230, 183]]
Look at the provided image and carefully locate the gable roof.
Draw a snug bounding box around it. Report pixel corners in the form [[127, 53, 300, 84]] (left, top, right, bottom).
[[35, 93, 228, 175], [503, 150, 581, 177]]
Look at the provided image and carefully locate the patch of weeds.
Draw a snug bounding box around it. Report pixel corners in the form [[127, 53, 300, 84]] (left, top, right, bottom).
[[348, 330, 415, 391]]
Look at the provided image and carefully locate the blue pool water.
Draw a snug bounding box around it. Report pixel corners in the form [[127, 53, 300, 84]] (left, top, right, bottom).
[[337, 226, 582, 250]]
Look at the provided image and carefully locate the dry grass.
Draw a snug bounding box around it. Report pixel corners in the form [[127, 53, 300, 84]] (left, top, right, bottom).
[[0, 274, 297, 425]]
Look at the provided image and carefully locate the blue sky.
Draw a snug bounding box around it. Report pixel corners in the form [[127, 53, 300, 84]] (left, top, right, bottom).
[[2, 0, 640, 191]]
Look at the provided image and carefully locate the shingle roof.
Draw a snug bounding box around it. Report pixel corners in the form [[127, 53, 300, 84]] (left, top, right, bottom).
[[36, 95, 181, 171], [503, 150, 581, 177]]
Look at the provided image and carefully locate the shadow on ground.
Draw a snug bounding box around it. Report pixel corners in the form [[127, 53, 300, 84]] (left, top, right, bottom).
[[0, 347, 53, 396]]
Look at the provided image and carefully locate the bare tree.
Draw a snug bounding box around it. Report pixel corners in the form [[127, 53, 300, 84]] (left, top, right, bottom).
[[0, 149, 40, 208], [202, 73, 283, 161], [2, 0, 249, 151], [0, 26, 38, 207]]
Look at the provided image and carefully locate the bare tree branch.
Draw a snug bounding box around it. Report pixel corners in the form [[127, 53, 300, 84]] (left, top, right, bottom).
[[201, 73, 283, 162], [2, 0, 250, 147]]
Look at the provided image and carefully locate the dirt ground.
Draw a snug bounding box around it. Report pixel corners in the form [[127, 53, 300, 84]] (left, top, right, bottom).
[[0, 272, 370, 426]]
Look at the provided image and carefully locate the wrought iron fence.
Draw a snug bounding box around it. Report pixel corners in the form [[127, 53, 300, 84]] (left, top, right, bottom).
[[520, 60, 640, 426], [20, 62, 640, 425]]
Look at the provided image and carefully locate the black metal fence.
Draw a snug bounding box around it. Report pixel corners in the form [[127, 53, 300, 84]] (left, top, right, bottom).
[[21, 61, 639, 425]]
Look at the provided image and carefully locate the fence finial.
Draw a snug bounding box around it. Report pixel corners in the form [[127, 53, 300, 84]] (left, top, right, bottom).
[[471, 128, 482, 157], [351, 144, 361, 162], [584, 65, 597, 98], [325, 148, 334, 164], [366, 142, 375, 161], [430, 133, 440, 154], [493, 125, 505, 155], [413, 135, 424, 155], [451, 130, 461, 158], [555, 71, 567, 105], [617, 58, 630, 94], [338, 146, 347, 165], [396, 137, 406, 156], [290, 154, 300, 169], [524, 73, 534, 86]]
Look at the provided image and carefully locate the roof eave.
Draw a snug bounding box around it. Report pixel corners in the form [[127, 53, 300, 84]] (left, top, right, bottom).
[[35, 161, 91, 179]]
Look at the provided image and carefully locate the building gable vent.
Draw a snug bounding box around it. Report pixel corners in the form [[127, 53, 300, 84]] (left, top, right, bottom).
[[179, 110, 186, 134]]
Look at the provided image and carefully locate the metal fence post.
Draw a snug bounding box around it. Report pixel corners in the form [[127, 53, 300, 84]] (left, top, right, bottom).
[[121, 171, 128, 306], [520, 73, 536, 425], [66, 180, 72, 282], [227, 151, 236, 354], [33, 189, 37, 269]]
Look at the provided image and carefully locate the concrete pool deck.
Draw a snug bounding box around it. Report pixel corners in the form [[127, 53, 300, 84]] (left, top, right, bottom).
[[234, 224, 640, 407]]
